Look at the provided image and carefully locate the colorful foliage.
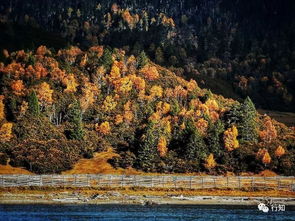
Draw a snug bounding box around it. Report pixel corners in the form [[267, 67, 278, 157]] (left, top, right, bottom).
[[224, 125, 239, 151], [204, 153, 216, 169]]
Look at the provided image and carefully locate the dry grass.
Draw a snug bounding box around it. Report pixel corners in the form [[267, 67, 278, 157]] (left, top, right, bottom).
[[0, 164, 33, 175], [62, 149, 140, 175]]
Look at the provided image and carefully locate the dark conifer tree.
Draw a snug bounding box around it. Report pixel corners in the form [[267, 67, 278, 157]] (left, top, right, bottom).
[[138, 51, 149, 68], [67, 100, 84, 140], [184, 120, 207, 162], [28, 91, 40, 116], [99, 48, 113, 70], [137, 122, 159, 172], [239, 96, 258, 143], [207, 120, 224, 158]]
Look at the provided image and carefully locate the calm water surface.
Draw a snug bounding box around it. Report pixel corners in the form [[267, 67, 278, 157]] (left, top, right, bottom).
[[0, 204, 295, 221]]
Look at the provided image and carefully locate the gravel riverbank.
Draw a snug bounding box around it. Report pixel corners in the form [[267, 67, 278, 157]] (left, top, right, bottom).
[[1, 191, 295, 206]]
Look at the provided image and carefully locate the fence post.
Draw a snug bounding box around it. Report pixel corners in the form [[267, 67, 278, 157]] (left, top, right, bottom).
[[173, 177, 177, 188], [162, 176, 165, 188], [227, 176, 229, 188], [190, 177, 192, 189], [134, 175, 137, 187], [201, 177, 204, 189], [151, 177, 154, 188], [109, 175, 112, 187], [277, 178, 280, 190], [238, 177, 241, 189], [121, 175, 124, 187], [251, 177, 254, 189], [213, 177, 216, 188]]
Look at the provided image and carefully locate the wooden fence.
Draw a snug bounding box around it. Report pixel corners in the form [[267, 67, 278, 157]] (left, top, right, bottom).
[[0, 175, 294, 191]]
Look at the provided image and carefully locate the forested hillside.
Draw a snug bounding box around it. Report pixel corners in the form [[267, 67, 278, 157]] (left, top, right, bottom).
[[0, 46, 294, 175], [1, 0, 295, 111]]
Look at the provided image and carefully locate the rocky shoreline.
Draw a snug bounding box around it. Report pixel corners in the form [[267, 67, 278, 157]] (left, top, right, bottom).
[[1, 191, 295, 207]]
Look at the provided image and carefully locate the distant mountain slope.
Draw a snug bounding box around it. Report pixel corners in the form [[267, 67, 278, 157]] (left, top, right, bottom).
[[1, 0, 294, 111]]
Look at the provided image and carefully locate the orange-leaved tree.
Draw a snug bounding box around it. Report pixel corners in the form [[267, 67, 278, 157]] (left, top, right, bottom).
[[195, 118, 208, 136], [256, 148, 272, 165], [259, 116, 277, 143], [11, 80, 25, 96], [262, 151, 272, 165], [140, 65, 159, 81], [275, 145, 285, 158], [115, 114, 124, 125]]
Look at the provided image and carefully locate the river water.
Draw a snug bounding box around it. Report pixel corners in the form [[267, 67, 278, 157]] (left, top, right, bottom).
[[0, 204, 294, 220]]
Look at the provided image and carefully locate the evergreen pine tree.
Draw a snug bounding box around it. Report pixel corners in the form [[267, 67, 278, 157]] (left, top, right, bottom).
[[100, 48, 113, 70], [138, 51, 149, 68], [28, 91, 40, 116], [184, 120, 207, 161], [67, 100, 84, 140], [207, 120, 224, 158], [239, 96, 258, 143], [224, 103, 241, 128], [137, 122, 159, 172]]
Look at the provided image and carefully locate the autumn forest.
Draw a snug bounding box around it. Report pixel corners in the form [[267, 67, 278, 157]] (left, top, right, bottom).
[[0, 0, 294, 175]]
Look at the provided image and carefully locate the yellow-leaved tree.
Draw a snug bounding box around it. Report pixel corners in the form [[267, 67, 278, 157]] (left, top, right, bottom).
[[149, 85, 163, 98], [157, 136, 168, 157], [36, 82, 54, 108], [80, 82, 100, 113], [96, 121, 111, 135], [224, 125, 239, 151], [204, 153, 216, 169], [63, 74, 79, 93], [113, 76, 133, 94], [0, 122, 13, 142], [102, 96, 117, 112], [123, 101, 134, 124], [109, 61, 121, 82], [0, 95, 5, 121]]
